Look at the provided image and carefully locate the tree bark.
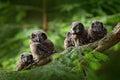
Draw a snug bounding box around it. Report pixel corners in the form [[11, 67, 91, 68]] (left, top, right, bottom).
[[19, 23, 120, 71], [43, 0, 47, 32], [78, 23, 120, 52]]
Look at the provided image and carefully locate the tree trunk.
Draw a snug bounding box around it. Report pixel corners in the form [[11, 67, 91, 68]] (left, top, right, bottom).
[[43, 0, 47, 32]]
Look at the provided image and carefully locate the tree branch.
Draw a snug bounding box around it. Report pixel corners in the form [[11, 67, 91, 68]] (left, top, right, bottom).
[[18, 23, 120, 71], [78, 23, 120, 52]]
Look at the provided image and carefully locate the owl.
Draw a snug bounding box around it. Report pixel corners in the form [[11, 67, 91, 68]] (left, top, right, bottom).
[[30, 30, 55, 62], [64, 32, 74, 49], [17, 52, 34, 71], [70, 22, 88, 47], [88, 20, 107, 42]]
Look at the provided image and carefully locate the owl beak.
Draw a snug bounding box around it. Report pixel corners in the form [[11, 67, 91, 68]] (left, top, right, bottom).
[[36, 36, 40, 42], [37, 38, 40, 42], [23, 58, 27, 62], [96, 27, 99, 31], [76, 29, 80, 33]]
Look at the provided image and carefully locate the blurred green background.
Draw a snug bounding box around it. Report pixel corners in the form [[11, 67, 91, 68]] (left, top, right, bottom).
[[0, 0, 120, 80]]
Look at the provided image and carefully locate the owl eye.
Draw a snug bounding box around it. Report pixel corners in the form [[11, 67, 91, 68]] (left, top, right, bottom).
[[92, 23, 94, 26], [21, 54, 25, 59], [100, 22, 103, 25], [32, 33, 36, 38], [29, 55, 33, 59], [75, 25, 79, 29], [91, 23, 94, 28], [21, 54, 24, 57], [80, 24, 84, 29], [100, 23, 103, 27], [78, 23, 83, 27], [41, 33, 47, 40]]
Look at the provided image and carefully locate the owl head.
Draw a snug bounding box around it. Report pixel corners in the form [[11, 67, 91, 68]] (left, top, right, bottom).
[[71, 22, 84, 34], [90, 20, 104, 32], [31, 30, 47, 42], [21, 52, 33, 64]]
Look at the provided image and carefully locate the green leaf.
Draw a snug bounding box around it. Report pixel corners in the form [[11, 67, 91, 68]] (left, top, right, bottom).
[[93, 52, 109, 62], [16, 10, 26, 22], [89, 61, 101, 70]]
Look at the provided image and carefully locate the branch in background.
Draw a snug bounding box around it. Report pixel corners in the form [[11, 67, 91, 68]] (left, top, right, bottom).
[[43, 0, 48, 32]]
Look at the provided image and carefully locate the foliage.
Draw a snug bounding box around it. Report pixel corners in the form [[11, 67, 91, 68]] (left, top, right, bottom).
[[0, 48, 109, 80], [0, 0, 120, 80]]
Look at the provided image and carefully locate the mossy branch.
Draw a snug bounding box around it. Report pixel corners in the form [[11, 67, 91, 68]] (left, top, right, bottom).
[[69, 23, 120, 53], [20, 23, 120, 71], [63, 23, 120, 79]]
